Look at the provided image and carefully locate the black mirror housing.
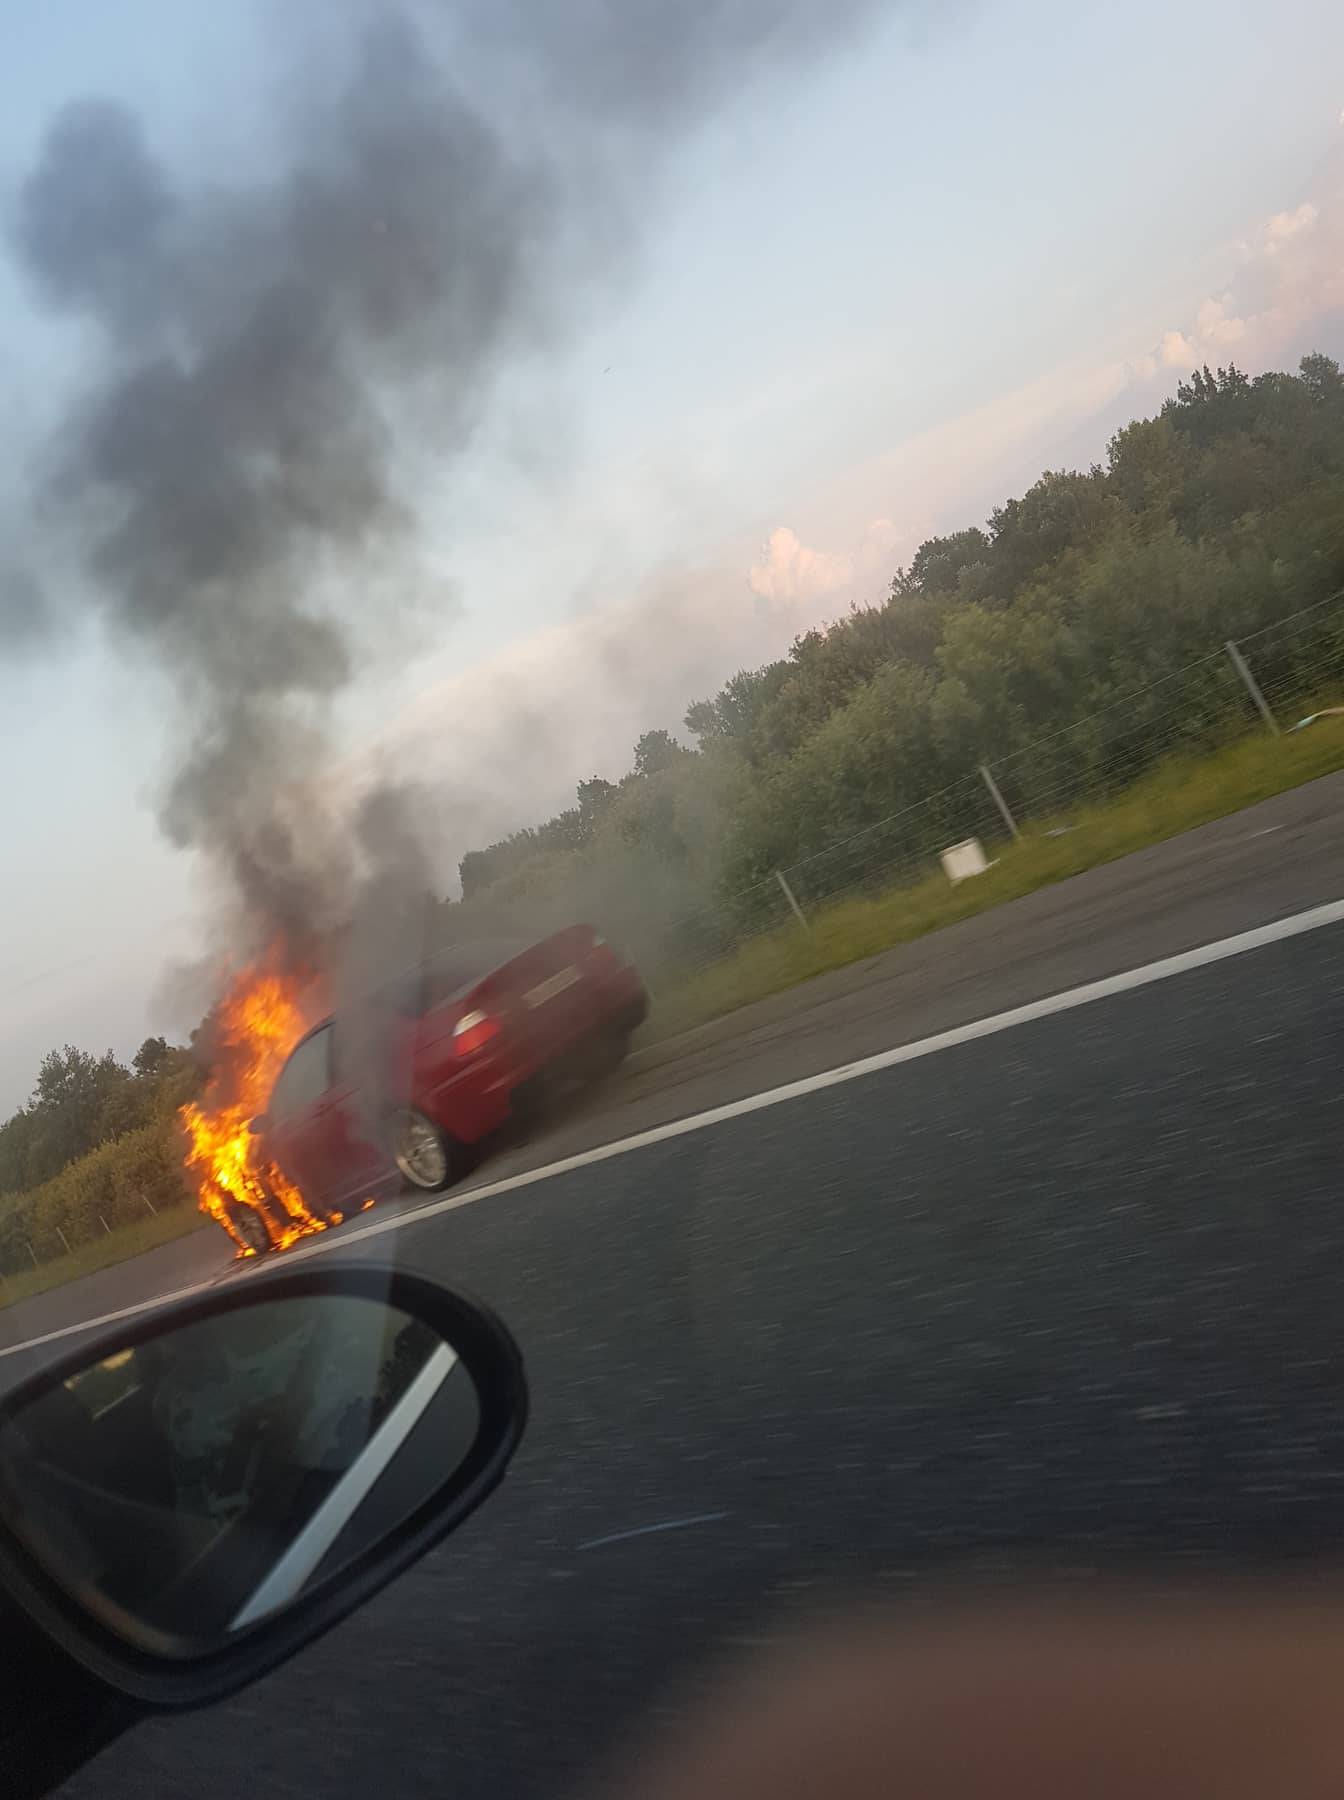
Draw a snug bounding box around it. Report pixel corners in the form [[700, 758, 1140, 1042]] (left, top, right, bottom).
[[0, 1265, 527, 1712]]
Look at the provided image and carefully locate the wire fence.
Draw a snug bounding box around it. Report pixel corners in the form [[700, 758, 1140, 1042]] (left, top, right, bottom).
[[0, 1166, 192, 1287], [655, 588, 1344, 982]]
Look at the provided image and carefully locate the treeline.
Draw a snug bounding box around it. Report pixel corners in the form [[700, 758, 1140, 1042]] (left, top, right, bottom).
[[437, 355, 1344, 957], [0, 1035, 202, 1271], [0, 1037, 197, 1200]]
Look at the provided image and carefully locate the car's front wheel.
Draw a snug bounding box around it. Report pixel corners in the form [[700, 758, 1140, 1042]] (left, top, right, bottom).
[[223, 1199, 273, 1254], [390, 1108, 460, 1192]]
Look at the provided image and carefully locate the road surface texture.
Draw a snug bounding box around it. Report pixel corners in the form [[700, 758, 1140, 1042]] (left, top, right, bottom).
[[6, 767, 1344, 1372], [19, 784, 1343, 1796]]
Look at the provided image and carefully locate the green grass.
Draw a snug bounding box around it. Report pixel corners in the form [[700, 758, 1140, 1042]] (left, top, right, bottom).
[[0, 1204, 212, 1311], [645, 720, 1344, 1045]]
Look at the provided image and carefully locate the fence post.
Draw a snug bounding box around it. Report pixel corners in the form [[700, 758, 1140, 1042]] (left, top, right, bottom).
[[99, 1215, 112, 1235], [141, 1192, 158, 1217], [979, 762, 1021, 841], [55, 1227, 71, 1256], [26, 1241, 38, 1271], [1225, 639, 1279, 736], [774, 869, 811, 936]]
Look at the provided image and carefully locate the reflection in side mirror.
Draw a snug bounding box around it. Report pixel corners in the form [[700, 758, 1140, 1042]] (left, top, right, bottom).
[[0, 1267, 526, 1698]]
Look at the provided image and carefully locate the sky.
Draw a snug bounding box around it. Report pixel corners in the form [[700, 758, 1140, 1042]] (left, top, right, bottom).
[[2, 0, 1343, 1110]]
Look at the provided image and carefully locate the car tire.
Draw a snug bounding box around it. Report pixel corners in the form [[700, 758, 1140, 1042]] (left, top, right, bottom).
[[224, 1200, 272, 1254], [390, 1108, 460, 1192]]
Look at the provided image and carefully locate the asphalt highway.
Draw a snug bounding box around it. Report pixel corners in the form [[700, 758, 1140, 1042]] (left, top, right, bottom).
[[32, 778, 1344, 1799], [7, 767, 1344, 1371]]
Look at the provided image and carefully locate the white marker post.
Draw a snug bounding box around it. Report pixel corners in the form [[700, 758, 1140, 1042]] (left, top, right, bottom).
[[979, 762, 1021, 840], [1226, 639, 1279, 736], [774, 869, 811, 936]]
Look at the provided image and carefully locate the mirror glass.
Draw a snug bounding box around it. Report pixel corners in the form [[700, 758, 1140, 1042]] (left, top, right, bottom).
[[0, 1291, 480, 1654]]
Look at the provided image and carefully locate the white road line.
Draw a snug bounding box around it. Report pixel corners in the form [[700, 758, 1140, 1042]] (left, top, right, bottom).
[[576, 1511, 729, 1552], [0, 1268, 237, 1359], [5, 893, 1344, 1361], [230, 1343, 459, 1627]]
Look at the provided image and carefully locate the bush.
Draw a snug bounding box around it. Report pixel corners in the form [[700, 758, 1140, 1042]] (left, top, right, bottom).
[[0, 1120, 191, 1274]]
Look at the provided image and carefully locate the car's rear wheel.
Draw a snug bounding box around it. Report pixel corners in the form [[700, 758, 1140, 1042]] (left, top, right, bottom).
[[390, 1108, 458, 1192]]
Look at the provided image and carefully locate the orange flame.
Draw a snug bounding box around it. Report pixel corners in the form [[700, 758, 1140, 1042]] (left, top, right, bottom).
[[179, 961, 337, 1256]]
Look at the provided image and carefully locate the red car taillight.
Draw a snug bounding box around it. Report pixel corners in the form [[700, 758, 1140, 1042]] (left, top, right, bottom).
[[453, 1009, 502, 1056]]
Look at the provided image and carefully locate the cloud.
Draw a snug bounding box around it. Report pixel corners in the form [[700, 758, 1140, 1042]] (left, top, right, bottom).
[[748, 525, 852, 602], [1264, 201, 1318, 250], [1157, 296, 1246, 373], [1160, 329, 1195, 367], [1151, 182, 1335, 379], [747, 517, 904, 604], [1193, 295, 1247, 347]]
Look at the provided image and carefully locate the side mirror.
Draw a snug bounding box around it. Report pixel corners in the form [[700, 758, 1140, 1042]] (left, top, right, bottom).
[[0, 1266, 526, 1710]]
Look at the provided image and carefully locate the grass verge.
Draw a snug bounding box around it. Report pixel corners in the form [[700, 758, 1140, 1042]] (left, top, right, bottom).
[[0, 1204, 210, 1311], [646, 721, 1344, 1044]]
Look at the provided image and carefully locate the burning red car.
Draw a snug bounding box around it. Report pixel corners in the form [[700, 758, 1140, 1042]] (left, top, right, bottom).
[[234, 926, 646, 1246]]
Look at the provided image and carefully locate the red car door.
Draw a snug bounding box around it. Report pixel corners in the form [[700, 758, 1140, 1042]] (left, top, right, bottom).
[[321, 1019, 398, 1212], [264, 1023, 339, 1209]]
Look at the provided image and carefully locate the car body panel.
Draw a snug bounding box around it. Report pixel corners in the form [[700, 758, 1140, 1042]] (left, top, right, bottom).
[[265, 1024, 338, 1202], [255, 927, 647, 1225]]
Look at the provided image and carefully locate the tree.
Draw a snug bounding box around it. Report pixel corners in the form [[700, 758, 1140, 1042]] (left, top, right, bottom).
[[1106, 416, 1192, 517], [684, 664, 791, 746], [1175, 433, 1288, 535], [133, 1035, 172, 1079], [1299, 352, 1344, 407], [931, 597, 1080, 763], [459, 836, 533, 900], [32, 1045, 106, 1163], [892, 528, 991, 599], [22, 1045, 135, 1184], [720, 659, 944, 889], [0, 1108, 38, 1197], [987, 467, 1116, 600], [576, 776, 619, 840], [631, 731, 689, 781], [1166, 362, 1254, 448]]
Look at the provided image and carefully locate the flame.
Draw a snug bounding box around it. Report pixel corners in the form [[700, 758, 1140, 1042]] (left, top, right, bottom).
[[179, 960, 335, 1256]]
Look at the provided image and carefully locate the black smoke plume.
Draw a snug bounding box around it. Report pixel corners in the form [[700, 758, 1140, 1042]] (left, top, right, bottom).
[[6, 2, 884, 971]]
